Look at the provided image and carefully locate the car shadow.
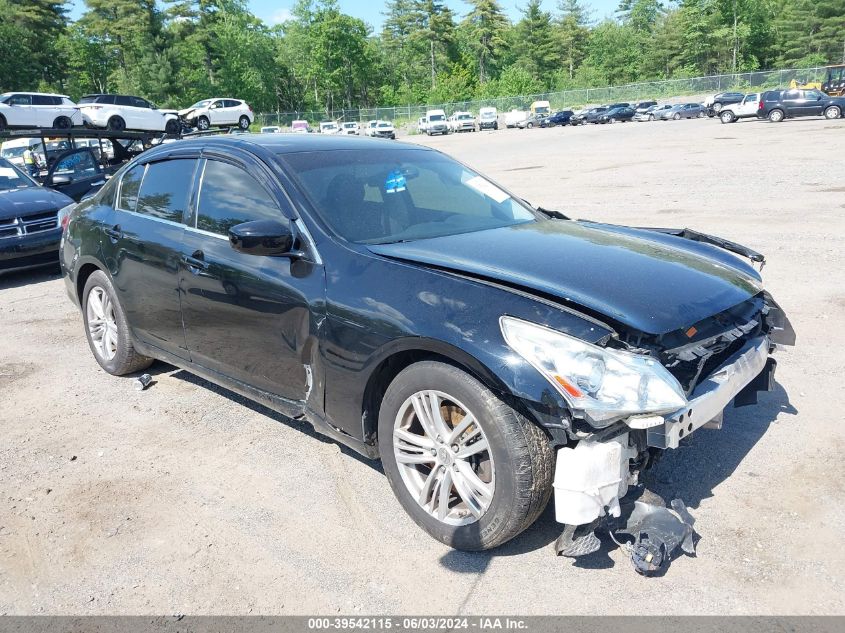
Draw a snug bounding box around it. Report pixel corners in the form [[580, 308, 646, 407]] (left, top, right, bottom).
[[144, 361, 382, 473], [0, 265, 61, 290], [133, 358, 794, 570], [644, 381, 796, 509]]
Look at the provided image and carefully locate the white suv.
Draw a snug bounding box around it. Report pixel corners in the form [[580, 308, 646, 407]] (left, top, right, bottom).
[[717, 93, 761, 123], [77, 94, 180, 133], [178, 98, 253, 131], [0, 92, 82, 130]]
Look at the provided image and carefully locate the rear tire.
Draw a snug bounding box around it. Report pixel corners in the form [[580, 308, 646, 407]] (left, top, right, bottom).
[[713, 102, 723, 112], [82, 270, 153, 376], [238, 115, 250, 130], [0, 114, 5, 130], [824, 105, 841, 119], [107, 116, 125, 132], [378, 361, 554, 551], [673, 113, 681, 120], [53, 116, 72, 129], [768, 109, 784, 122]]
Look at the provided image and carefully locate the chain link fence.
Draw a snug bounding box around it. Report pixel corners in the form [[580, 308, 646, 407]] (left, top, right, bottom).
[[256, 66, 828, 129]]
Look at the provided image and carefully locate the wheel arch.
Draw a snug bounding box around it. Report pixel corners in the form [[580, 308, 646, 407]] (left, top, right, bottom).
[[359, 338, 551, 451]]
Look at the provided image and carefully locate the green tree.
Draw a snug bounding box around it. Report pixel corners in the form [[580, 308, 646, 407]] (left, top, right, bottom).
[[555, 0, 591, 81], [463, 0, 509, 83], [772, 0, 845, 66], [410, 0, 456, 90], [513, 0, 558, 81]]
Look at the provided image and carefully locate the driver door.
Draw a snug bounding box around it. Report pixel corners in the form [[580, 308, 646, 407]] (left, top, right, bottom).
[[208, 100, 226, 125], [178, 156, 325, 405], [44, 148, 105, 201]]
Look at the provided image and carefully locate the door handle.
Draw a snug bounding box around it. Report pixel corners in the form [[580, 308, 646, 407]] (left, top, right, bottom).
[[104, 225, 122, 241], [183, 250, 209, 272]]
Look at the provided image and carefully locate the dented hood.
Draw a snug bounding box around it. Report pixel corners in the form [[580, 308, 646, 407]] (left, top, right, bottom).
[[368, 220, 763, 336]]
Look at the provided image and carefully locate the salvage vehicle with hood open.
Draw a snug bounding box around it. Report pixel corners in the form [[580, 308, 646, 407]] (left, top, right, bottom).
[[59, 135, 794, 552]]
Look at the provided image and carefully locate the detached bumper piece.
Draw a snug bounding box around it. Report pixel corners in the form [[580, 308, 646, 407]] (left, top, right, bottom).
[[613, 498, 697, 576]]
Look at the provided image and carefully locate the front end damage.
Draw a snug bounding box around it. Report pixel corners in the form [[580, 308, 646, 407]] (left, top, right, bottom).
[[550, 290, 794, 574]]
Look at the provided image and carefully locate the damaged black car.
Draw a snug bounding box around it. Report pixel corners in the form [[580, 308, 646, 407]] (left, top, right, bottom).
[[59, 135, 794, 553]]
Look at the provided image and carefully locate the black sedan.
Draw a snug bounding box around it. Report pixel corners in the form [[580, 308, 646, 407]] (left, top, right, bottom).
[[0, 158, 74, 274], [60, 135, 793, 552], [597, 106, 636, 123], [540, 110, 574, 127], [570, 107, 608, 125]]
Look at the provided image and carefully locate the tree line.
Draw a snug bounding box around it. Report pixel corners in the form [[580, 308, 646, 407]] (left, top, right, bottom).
[[1, 0, 843, 115]]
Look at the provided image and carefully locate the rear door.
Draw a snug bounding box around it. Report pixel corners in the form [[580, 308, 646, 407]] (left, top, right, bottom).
[[105, 156, 199, 359], [178, 154, 324, 405]]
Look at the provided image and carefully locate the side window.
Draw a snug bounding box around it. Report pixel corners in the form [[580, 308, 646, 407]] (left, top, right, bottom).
[[196, 160, 281, 235], [8, 94, 32, 106], [136, 159, 196, 223], [115, 95, 133, 107], [805, 90, 823, 100], [32, 95, 52, 106], [100, 95, 116, 105], [118, 163, 146, 211], [53, 150, 98, 179], [131, 97, 149, 109]]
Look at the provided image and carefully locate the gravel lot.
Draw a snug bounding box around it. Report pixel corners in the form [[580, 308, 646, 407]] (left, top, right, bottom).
[[1, 116, 844, 615]]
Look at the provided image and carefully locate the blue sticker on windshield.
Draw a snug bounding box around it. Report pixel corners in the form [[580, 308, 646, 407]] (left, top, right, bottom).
[[385, 170, 406, 194]]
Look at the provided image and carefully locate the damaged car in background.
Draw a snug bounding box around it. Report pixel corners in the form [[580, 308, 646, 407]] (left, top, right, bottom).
[[59, 135, 794, 574]]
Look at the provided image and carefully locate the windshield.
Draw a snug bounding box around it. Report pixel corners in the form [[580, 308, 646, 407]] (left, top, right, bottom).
[[456, 114, 471, 120], [189, 99, 213, 109], [282, 149, 537, 244], [1, 146, 34, 159], [0, 161, 37, 191], [377, 122, 391, 128], [429, 114, 444, 122]]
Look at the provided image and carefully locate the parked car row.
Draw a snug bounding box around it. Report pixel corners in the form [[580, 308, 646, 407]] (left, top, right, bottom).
[[0, 91, 254, 134]]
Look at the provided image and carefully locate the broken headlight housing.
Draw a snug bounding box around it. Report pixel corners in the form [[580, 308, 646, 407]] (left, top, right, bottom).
[[501, 316, 687, 426]]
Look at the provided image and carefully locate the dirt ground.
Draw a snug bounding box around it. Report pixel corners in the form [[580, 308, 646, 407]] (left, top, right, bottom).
[[1, 116, 844, 615]]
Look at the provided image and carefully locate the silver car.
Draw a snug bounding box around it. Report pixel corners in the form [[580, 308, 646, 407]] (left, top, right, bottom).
[[657, 103, 708, 120]]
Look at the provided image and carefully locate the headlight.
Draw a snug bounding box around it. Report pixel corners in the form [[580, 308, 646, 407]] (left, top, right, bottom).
[[500, 316, 687, 426]]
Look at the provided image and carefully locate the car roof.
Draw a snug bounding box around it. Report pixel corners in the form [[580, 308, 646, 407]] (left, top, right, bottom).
[[1, 91, 69, 98], [159, 134, 423, 156]]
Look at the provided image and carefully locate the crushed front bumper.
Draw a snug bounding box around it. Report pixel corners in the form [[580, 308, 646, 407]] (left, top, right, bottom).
[[647, 336, 772, 449], [554, 335, 777, 526]]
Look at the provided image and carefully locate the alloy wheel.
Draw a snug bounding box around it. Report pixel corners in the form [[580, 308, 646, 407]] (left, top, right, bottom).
[[86, 286, 118, 361], [393, 390, 495, 526]]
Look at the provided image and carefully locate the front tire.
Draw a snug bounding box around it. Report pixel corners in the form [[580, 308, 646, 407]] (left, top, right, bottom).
[[82, 270, 153, 376], [720, 111, 735, 124], [824, 105, 841, 119], [378, 361, 554, 551], [197, 116, 210, 131], [164, 119, 180, 134], [673, 113, 681, 120]]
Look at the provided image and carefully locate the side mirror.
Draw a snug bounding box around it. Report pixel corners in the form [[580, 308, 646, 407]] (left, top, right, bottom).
[[229, 220, 295, 257]]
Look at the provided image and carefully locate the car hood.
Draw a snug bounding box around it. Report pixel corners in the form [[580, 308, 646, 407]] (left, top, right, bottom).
[[0, 187, 73, 219], [367, 220, 763, 336]]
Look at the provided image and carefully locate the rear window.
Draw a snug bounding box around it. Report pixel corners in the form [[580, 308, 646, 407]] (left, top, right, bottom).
[[135, 160, 196, 223], [117, 164, 146, 212]]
